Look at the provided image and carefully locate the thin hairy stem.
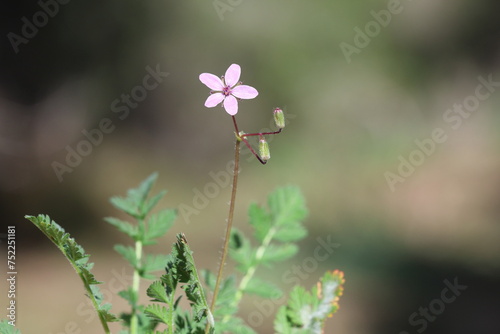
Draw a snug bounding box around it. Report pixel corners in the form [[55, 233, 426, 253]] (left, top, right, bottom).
[[206, 117, 242, 333], [240, 136, 267, 165], [240, 128, 282, 137], [209, 139, 240, 313]]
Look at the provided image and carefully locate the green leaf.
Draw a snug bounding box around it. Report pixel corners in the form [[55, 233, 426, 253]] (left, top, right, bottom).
[[0, 320, 21, 334], [141, 254, 170, 278], [272, 221, 308, 243], [119, 287, 138, 307], [104, 217, 138, 239], [114, 244, 138, 268], [144, 234, 214, 332], [175, 234, 213, 326], [248, 186, 308, 244], [110, 172, 159, 219], [216, 317, 257, 334], [141, 190, 167, 218], [229, 229, 256, 272], [143, 209, 176, 245], [144, 304, 170, 324], [260, 243, 298, 265], [224, 186, 309, 330], [202, 271, 238, 319], [243, 277, 282, 299], [109, 196, 140, 219], [24, 215, 119, 326], [248, 203, 271, 243], [274, 270, 345, 334], [267, 186, 307, 228], [147, 281, 169, 303]]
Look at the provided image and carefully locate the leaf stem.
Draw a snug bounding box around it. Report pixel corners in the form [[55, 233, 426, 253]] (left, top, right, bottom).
[[78, 267, 113, 334], [130, 231, 144, 334]]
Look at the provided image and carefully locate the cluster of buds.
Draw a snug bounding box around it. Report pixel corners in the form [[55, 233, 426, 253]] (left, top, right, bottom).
[[237, 107, 285, 164]]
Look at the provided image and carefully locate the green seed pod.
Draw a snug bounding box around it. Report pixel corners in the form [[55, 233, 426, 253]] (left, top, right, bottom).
[[273, 108, 285, 129], [259, 136, 271, 161]]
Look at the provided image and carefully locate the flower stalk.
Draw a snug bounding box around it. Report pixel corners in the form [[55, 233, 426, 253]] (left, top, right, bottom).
[[201, 64, 286, 325]]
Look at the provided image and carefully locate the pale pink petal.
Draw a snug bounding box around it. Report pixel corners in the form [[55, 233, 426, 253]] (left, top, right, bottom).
[[204, 93, 225, 108], [223, 95, 238, 115], [224, 64, 241, 87], [200, 73, 224, 91], [231, 85, 258, 99]]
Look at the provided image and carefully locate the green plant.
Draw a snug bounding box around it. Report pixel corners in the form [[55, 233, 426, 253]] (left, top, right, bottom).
[[3, 63, 345, 333], [4, 173, 344, 333]]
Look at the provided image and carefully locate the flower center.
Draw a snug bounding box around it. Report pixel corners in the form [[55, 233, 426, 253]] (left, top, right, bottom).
[[222, 85, 232, 96]]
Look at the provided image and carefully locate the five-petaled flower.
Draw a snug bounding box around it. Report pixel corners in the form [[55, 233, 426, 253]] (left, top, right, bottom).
[[199, 64, 258, 115]]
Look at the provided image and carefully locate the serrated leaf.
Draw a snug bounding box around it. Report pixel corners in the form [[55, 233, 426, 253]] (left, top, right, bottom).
[[141, 190, 167, 217], [243, 277, 282, 299], [110, 172, 159, 219], [274, 306, 292, 334], [81, 268, 102, 285], [273, 221, 308, 242], [229, 229, 256, 272], [104, 217, 138, 239], [144, 304, 170, 324], [114, 244, 138, 268], [119, 287, 138, 306], [267, 186, 307, 227], [99, 308, 120, 322], [143, 209, 176, 245], [147, 281, 169, 303], [141, 254, 170, 278], [144, 234, 214, 332], [260, 243, 298, 265], [248, 203, 272, 243], [217, 317, 257, 334], [175, 234, 214, 327], [25, 214, 118, 327], [110, 196, 139, 219], [316, 270, 345, 317], [205, 274, 238, 319], [274, 270, 345, 334]]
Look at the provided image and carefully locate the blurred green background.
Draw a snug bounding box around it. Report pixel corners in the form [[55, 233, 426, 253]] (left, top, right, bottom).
[[1, 0, 500, 333]]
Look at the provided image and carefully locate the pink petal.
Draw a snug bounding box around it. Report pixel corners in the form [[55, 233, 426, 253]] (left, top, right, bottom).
[[231, 85, 258, 99], [223, 95, 238, 115], [224, 64, 241, 87], [200, 73, 224, 91], [204, 93, 225, 108]]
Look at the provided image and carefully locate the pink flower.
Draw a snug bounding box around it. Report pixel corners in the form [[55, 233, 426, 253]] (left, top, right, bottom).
[[199, 64, 258, 116]]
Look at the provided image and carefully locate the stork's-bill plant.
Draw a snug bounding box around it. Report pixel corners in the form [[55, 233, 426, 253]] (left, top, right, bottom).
[[1, 64, 345, 334]]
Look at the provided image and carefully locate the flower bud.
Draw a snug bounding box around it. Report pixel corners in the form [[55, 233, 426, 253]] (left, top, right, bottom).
[[273, 108, 285, 129], [259, 136, 270, 162]]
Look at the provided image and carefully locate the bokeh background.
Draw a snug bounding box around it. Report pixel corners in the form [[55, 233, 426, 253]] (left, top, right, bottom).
[[1, 0, 500, 333]]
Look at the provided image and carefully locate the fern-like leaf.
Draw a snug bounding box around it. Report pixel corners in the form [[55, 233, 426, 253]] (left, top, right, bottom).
[[109, 172, 159, 220], [274, 270, 345, 334], [143, 209, 176, 245], [25, 214, 119, 329], [144, 234, 214, 332]]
